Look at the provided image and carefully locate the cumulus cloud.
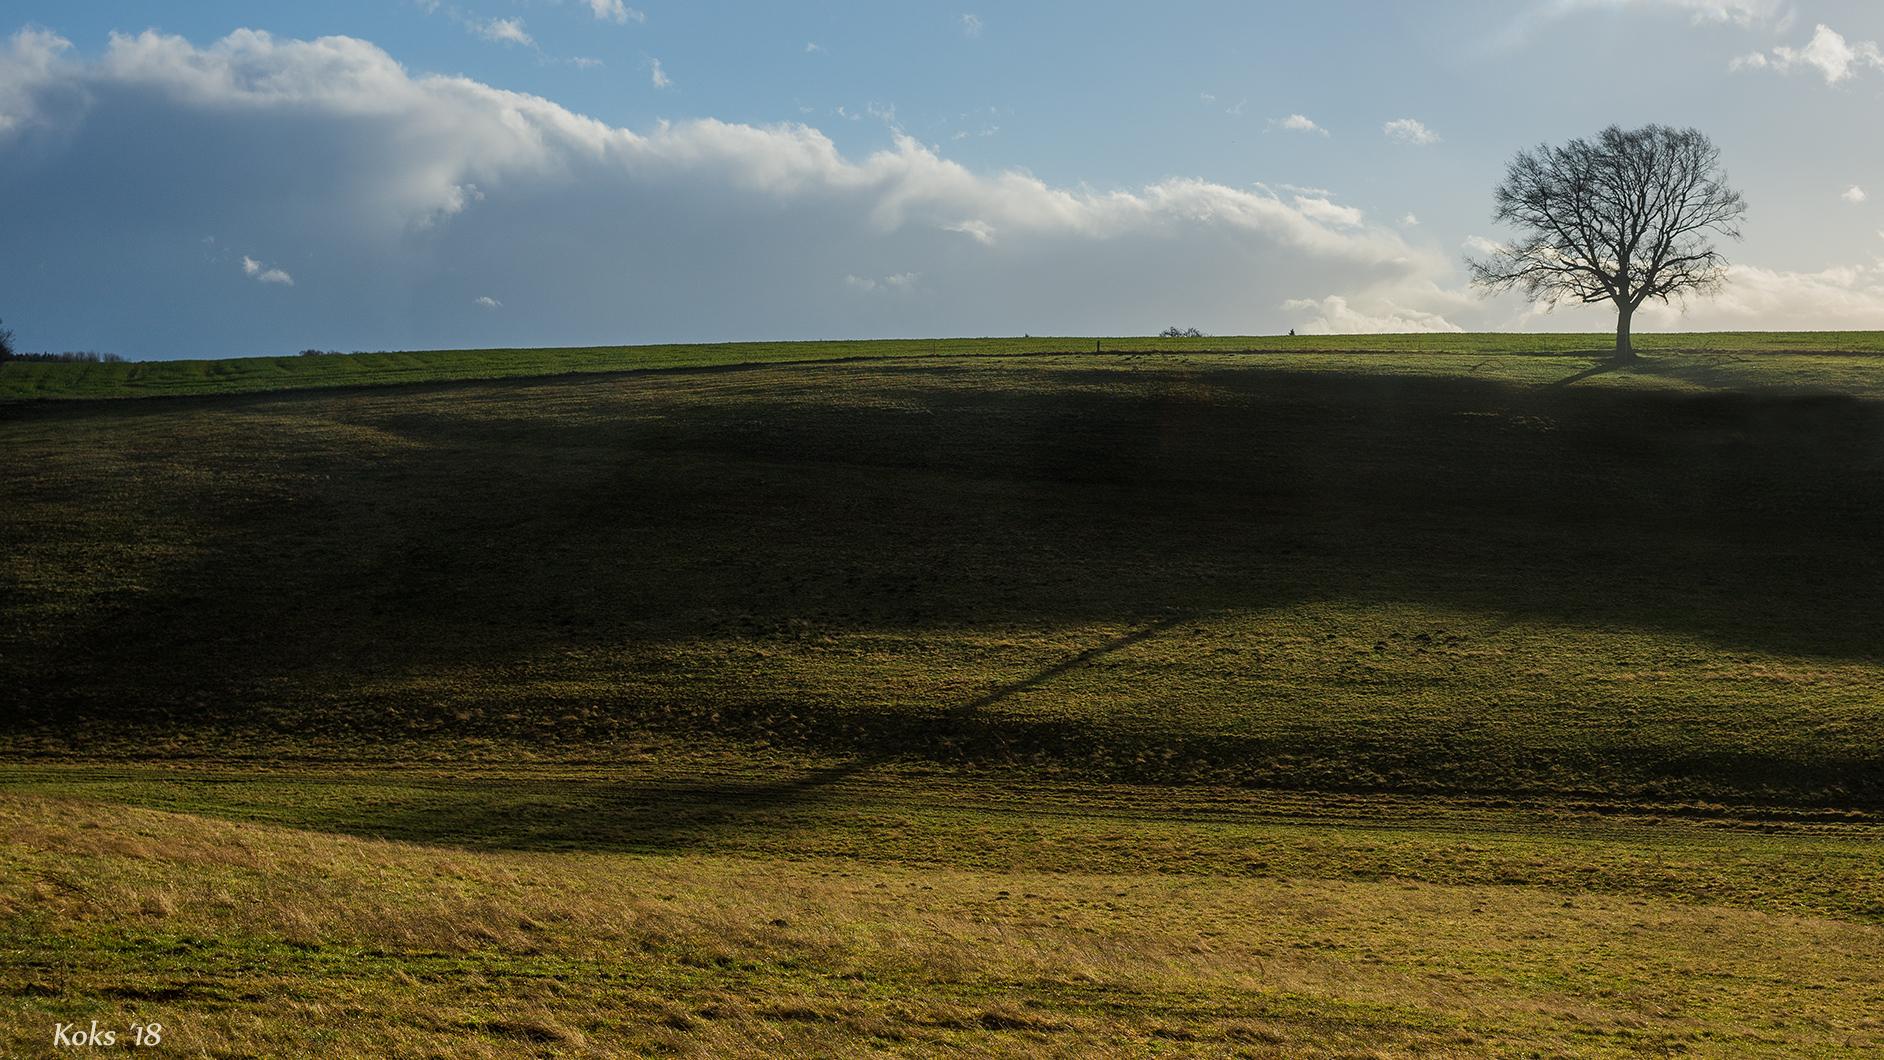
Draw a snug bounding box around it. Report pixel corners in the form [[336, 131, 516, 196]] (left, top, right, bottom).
[[942, 219, 996, 245], [1383, 118, 1439, 146], [961, 14, 985, 38], [1283, 295, 1464, 334], [1843, 185, 1866, 203], [1270, 114, 1328, 136], [1526, 0, 1789, 30], [0, 27, 74, 136], [584, 0, 645, 24], [475, 295, 501, 307], [473, 18, 533, 47], [1292, 196, 1363, 227], [846, 272, 920, 293], [649, 57, 671, 88], [1733, 24, 1883, 83], [1634, 262, 1884, 329], [242, 256, 293, 285], [0, 26, 1464, 357]]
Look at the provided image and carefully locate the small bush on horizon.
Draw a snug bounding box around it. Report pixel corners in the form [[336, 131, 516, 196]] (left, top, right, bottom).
[[1159, 326, 1204, 338]]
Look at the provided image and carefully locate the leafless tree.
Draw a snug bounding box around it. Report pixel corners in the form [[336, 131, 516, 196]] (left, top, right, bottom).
[[1467, 125, 1746, 358]]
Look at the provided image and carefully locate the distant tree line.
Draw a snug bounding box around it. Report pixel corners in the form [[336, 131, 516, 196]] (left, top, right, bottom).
[[1, 350, 128, 364], [0, 317, 126, 363]]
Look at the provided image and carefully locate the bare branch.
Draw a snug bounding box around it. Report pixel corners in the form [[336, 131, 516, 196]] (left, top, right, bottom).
[[1466, 125, 1746, 353]]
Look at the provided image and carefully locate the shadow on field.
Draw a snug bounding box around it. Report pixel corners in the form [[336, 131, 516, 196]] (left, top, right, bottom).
[[952, 616, 1192, 719], [6, 358, 1884, 805], [1543, 358, 1626, 388]]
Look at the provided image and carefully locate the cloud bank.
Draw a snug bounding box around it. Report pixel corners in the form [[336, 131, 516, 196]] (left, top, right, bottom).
[[6, 24, 1876, 358], [1733, 24, 1884, 83], [0, 27, 1466, 357]]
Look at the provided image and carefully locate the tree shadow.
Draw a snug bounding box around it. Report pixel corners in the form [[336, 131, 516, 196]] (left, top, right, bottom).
[[1542, 356, 1629, 388], [8, 359, 1884, 810]]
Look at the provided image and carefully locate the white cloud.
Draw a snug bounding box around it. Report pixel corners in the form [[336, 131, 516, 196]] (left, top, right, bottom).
[[806, 42, 825, 53], [1400, 213, 1419, 226], [1735, 24, 1883, 84], [1199, 92, 1215, 103], [1226, 99, 1245, 117], [1633, 262, 1884, 329], [1843, 185, 1867, 203], [473, 18, 533, 47], [475, 295, 501, 308], [584, 0, 645, 24], [0, 27, 73, 136], [1292, 196, 1362, 227], [649, 57, 671, 88], [1269, 114, 1328, 136], [1463, 235, 1506, 256], [1283, 295, 1463, 334], [0, 27, 1469, 354], [961, 14, 985, 38], [242, 256, 293, 285], [1383, 118, 1439, 146], [942, 220, 996, 245], [847, 272, 921, 293], [1527, 0, 1790, 30]]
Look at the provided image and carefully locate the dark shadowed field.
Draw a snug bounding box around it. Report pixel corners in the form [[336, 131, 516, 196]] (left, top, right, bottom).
[[3, 342, 1882, 1057]]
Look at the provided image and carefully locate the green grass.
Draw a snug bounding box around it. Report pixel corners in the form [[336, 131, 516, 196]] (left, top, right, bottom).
[[3, 771, 1882, 1058], [5, 345, 1883, 806], [9, 331, 1884, 401], [5, 337, 1884, 1056]]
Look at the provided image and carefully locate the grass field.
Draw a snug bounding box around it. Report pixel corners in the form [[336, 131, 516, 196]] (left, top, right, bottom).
[[3, 336, 1882, 1056], [8, 330, 1884, 400]]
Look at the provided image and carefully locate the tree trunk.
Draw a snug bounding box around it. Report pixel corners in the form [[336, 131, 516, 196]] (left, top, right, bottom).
[[1614, 302, 1635, 360]]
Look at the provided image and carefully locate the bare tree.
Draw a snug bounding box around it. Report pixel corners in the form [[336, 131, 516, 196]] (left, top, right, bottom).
[[1467, 125, 1746, 359]]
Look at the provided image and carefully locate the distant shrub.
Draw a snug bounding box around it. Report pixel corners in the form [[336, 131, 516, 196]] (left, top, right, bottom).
[[1159, 326, 1204, 338], [298, 349, 344, 357], [0, 317, 13, 360]]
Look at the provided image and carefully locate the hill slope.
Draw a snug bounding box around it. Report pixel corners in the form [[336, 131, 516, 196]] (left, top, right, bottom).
[[3, 346, 1882, 808]]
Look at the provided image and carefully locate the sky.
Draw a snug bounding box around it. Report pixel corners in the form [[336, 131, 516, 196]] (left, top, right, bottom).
[[4, 1, 1884, 359]]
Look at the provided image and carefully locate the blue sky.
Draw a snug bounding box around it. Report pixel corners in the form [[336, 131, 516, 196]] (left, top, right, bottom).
[[4, 1, 1884, 358]]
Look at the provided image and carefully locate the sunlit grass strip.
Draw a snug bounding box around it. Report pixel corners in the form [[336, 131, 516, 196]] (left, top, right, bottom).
[[9, 331, 1884, 400], [3, 792, 1881, 1058]]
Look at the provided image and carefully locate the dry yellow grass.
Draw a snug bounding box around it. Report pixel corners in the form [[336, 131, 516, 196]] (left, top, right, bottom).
[[3, 794, 1881, 1058]]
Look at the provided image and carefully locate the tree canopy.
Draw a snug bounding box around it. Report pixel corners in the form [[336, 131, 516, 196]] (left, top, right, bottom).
[[1467, 125, 1746, 357]]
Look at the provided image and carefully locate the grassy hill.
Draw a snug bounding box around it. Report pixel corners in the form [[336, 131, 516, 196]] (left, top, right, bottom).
[[4, 339, 1882, 807], [8, 330, 1884, 400], [5, 336, 1884, 1057]]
